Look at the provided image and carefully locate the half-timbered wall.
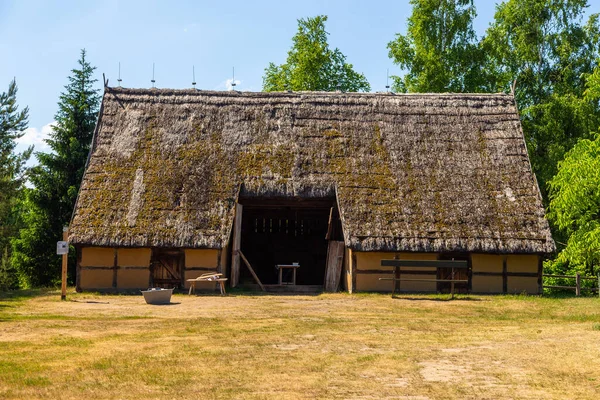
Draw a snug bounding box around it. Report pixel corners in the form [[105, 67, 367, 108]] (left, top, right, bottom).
[[78, 247, 151, 291], [77, 246, 540, 294], [471, 254, 540, 294], [117, 248, 151, 289], [349, 251, 540, 294], [79, 247, 115, 290], [184, 248, 222, 290], [78, 247, 225, 292], [354, 252, 439, 292]]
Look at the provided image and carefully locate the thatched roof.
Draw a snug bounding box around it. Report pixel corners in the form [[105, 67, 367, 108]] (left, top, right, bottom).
[[69, 87, 555, 254]]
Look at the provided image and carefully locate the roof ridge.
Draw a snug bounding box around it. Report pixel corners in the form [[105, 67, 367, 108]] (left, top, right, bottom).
[[105, 86, 511, 98]]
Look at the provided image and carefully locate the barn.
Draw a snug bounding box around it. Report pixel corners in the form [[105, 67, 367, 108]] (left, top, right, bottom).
[[69, 87, 555, 294]]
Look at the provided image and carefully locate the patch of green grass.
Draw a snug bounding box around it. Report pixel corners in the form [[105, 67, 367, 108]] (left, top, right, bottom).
[[50, 336, 92, 347], [0, 288, 53, 302], [91, 357, 118, 371], [356, 354, 379, 363], [22, 376, 51, 388], [0, 360, 50, 387]]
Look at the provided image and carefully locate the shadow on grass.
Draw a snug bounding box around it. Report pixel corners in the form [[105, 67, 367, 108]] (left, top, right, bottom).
[[69, 299, 110, 304], [0, 288, 56, 302], [196, 287, 323, 297], [391, 295, 482, 302]]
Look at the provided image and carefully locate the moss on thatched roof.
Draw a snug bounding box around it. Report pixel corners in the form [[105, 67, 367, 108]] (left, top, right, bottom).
[[69, 87, 554, 253]]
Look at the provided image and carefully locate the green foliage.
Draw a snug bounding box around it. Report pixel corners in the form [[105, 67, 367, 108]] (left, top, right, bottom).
[[0, 78, 31, 288], [263, 15, 370, 92], [11, 192, 59, 287], [585, 63, 600, 102], [387, 0, 485, 92], [521, 93, 599, 203], [0, 247, 19, 290], [11, 49, 100, 287], [483, 1, 599, 104], [547, 133, 600, 275], [483, 0, 600, 200]]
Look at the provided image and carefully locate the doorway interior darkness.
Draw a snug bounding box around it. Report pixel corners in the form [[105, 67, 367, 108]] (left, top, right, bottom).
[[238, 197, 342, 286]]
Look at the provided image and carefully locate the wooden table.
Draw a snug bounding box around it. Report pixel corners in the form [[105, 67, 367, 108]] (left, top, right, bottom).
[[276, 264, 300, 285]]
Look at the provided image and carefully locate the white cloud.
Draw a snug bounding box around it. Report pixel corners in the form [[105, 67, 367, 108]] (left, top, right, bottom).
[[17, 122, 55, 150], [225, 78, 241, 91], [213, 78, 242, 91]]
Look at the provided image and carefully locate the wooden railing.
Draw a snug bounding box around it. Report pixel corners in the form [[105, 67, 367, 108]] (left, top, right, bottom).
[[379, 259, 469, 299], [543, 273, 600, 296]]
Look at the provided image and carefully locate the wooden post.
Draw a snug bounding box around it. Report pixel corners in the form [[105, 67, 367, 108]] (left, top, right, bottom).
[[597, 273, 600, 298], [351, 252, 357, 293], [502, 257, 508, 294], [450, 268, 455, 300], [575, 273, 581, 296], [393, 254, 400, 295], [75, 245, 81, 293], [537, 256, 543, 295], [61, 227, 68, 301], [112, 248, 118, 290], [231, 204, 243, 287]]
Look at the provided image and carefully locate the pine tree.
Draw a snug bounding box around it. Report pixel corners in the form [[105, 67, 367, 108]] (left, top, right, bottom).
[[0, 79, 31, 288], [12, 50, 100, 287]]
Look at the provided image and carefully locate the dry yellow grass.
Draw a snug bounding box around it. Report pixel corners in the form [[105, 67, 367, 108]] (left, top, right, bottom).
[[1, 289, 599, 399]]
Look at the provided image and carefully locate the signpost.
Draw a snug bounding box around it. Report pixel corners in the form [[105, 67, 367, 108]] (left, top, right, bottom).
[[58, 227, 69, 300]]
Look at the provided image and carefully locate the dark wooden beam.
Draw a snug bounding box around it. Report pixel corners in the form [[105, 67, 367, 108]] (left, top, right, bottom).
[[112, 248, 118, 289], [473, 271, 538, 278], [351, 252, 357, 293], [75, 245, 82, 293], [537, 256, 543, 294], [381, 259, 468, 268], [185, 267, 219, 272], [356, 269, 438, 275], [502, 257, 508, 294]]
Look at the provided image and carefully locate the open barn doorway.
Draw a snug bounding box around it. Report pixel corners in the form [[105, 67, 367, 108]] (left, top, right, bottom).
[[235, 197, 343, 290]]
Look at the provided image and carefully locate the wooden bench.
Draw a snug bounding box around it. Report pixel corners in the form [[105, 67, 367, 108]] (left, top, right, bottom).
[[187, 273, 228, 295]]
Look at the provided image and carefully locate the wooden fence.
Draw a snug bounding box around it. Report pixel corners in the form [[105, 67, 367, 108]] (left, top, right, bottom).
[[379, 259, 469, 299], [543, 273, 600, 296]]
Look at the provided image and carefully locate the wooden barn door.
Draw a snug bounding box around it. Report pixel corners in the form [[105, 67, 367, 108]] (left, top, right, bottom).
[[437, 267, 469, 294], [150, 249, 183, 289], [324, 241, 344, 292], [437, 254, 470, 294]]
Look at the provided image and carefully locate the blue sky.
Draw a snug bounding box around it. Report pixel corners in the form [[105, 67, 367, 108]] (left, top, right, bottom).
[[1, 0, 598, 158]]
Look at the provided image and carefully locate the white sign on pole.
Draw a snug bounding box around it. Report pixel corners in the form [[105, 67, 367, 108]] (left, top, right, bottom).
[[56, 241, 69, 255]]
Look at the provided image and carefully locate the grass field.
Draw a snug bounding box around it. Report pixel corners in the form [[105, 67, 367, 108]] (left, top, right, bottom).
[[1, 289, 599, 399]]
